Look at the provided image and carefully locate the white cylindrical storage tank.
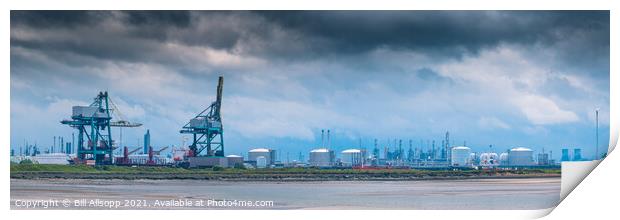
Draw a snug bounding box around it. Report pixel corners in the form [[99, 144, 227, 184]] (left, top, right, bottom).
[[451, 146, 471, 167], [256, 156, 267, 168], [309, 148, 334, 167], [341, 149, 362, 167], [226, 155, 244, 168], [248, 148, 272, 165], [508, 147, 534, 166]]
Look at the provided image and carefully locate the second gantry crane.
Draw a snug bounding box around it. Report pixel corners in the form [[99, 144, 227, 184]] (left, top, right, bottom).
[[180, 76, 224, 157]]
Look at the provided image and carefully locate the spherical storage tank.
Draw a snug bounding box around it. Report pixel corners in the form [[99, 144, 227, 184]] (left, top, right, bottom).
[[508, 147, 534, 166], [309, 148, 335, 167], [451, 146, 471, 167], [479, 153, 499, 167], [341, 149, 363, 166]]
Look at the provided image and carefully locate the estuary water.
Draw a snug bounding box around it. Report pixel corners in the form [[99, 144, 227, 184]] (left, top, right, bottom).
[[11, 177, 560, 210]]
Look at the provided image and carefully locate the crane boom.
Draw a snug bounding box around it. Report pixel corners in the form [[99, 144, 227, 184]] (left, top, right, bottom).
[[128, 147, 142, 155], [153, 146, 169, 155], [215, 76, 223, 119], [107, 97, 143, 127]]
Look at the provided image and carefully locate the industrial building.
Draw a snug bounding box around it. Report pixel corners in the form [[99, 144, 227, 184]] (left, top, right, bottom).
[[507, 147, 534, 166], [561, 148, 570, 161], [560, 148, 583, 162], [341, 149, 363, 167], [573, 148, 582, 161], [450, 146, 471, 167], [187, 157, 227, 168], [31, 153, 71, 165], [309, 148, 335, 167], [255, 156, 268, 168], [226, 155, 244, 168], [248, 148, 277, 166], [537, 151, 551, 165]]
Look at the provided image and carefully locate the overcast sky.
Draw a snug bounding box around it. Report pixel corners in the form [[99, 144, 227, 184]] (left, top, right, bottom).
[[10, 11, 610, 160]]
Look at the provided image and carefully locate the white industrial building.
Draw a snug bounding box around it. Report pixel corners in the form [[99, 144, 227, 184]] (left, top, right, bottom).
[[340, 149, 363, 167], [309, 148, 335, 167], [255, 156, 268, 168], [508, 147, 534, 166], [450, 146, 471, 167], [31, 153, 71, 165], [248, 148, 276, 165], [226, 155, 244, 167]]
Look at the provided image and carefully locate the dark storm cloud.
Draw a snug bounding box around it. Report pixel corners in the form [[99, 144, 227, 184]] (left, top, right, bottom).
[[256, 11, 609, 51], [11, 11, 609, 64], [11, 11, 101, 28], [257, 11, 609, 73], [10, 11, 269, 67], [11, 11, 191, 28]]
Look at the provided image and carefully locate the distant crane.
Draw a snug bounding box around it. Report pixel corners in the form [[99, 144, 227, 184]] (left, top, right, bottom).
[[153, 146, 169, 155], [61, 91, 142, 165], [116, 146, 142, 165], [180, 76, 224, 157], [127, 147, 142, 155]]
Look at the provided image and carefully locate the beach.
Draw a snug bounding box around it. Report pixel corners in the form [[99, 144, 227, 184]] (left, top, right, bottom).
[[11, 177, 560, 210]]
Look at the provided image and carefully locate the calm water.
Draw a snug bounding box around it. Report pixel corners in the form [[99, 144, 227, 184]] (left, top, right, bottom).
[[11, 177, 560, 210]]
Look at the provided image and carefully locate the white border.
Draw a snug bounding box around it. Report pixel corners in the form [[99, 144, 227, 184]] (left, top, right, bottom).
[[3, 1, 618, 220]]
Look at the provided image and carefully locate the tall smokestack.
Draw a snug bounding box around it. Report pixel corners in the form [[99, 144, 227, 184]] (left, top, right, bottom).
[[144, 129, 151, 154], [327, 130, 331, 148], [321, 129, 325, 148]]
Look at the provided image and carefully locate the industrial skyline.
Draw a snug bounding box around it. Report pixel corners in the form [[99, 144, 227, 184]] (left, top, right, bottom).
[[10, 11, 610, 160]]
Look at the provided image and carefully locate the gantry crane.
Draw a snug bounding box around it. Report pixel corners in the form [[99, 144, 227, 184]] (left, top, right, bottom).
[[180, 76, 224, 157], [61, 91, 142, 165]]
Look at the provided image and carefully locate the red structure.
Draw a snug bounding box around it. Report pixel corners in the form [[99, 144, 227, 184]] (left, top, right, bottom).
[[146, 146, 155, 165]]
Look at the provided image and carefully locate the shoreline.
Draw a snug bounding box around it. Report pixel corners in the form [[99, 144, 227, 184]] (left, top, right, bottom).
[[10, 172, 560, 182]]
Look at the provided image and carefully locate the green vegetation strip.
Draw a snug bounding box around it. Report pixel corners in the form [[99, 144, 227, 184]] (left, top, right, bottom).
[[11, 164, 561, 176]]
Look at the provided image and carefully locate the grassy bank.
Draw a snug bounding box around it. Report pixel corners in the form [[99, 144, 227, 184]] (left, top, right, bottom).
[[10, 164, 560, 181]]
